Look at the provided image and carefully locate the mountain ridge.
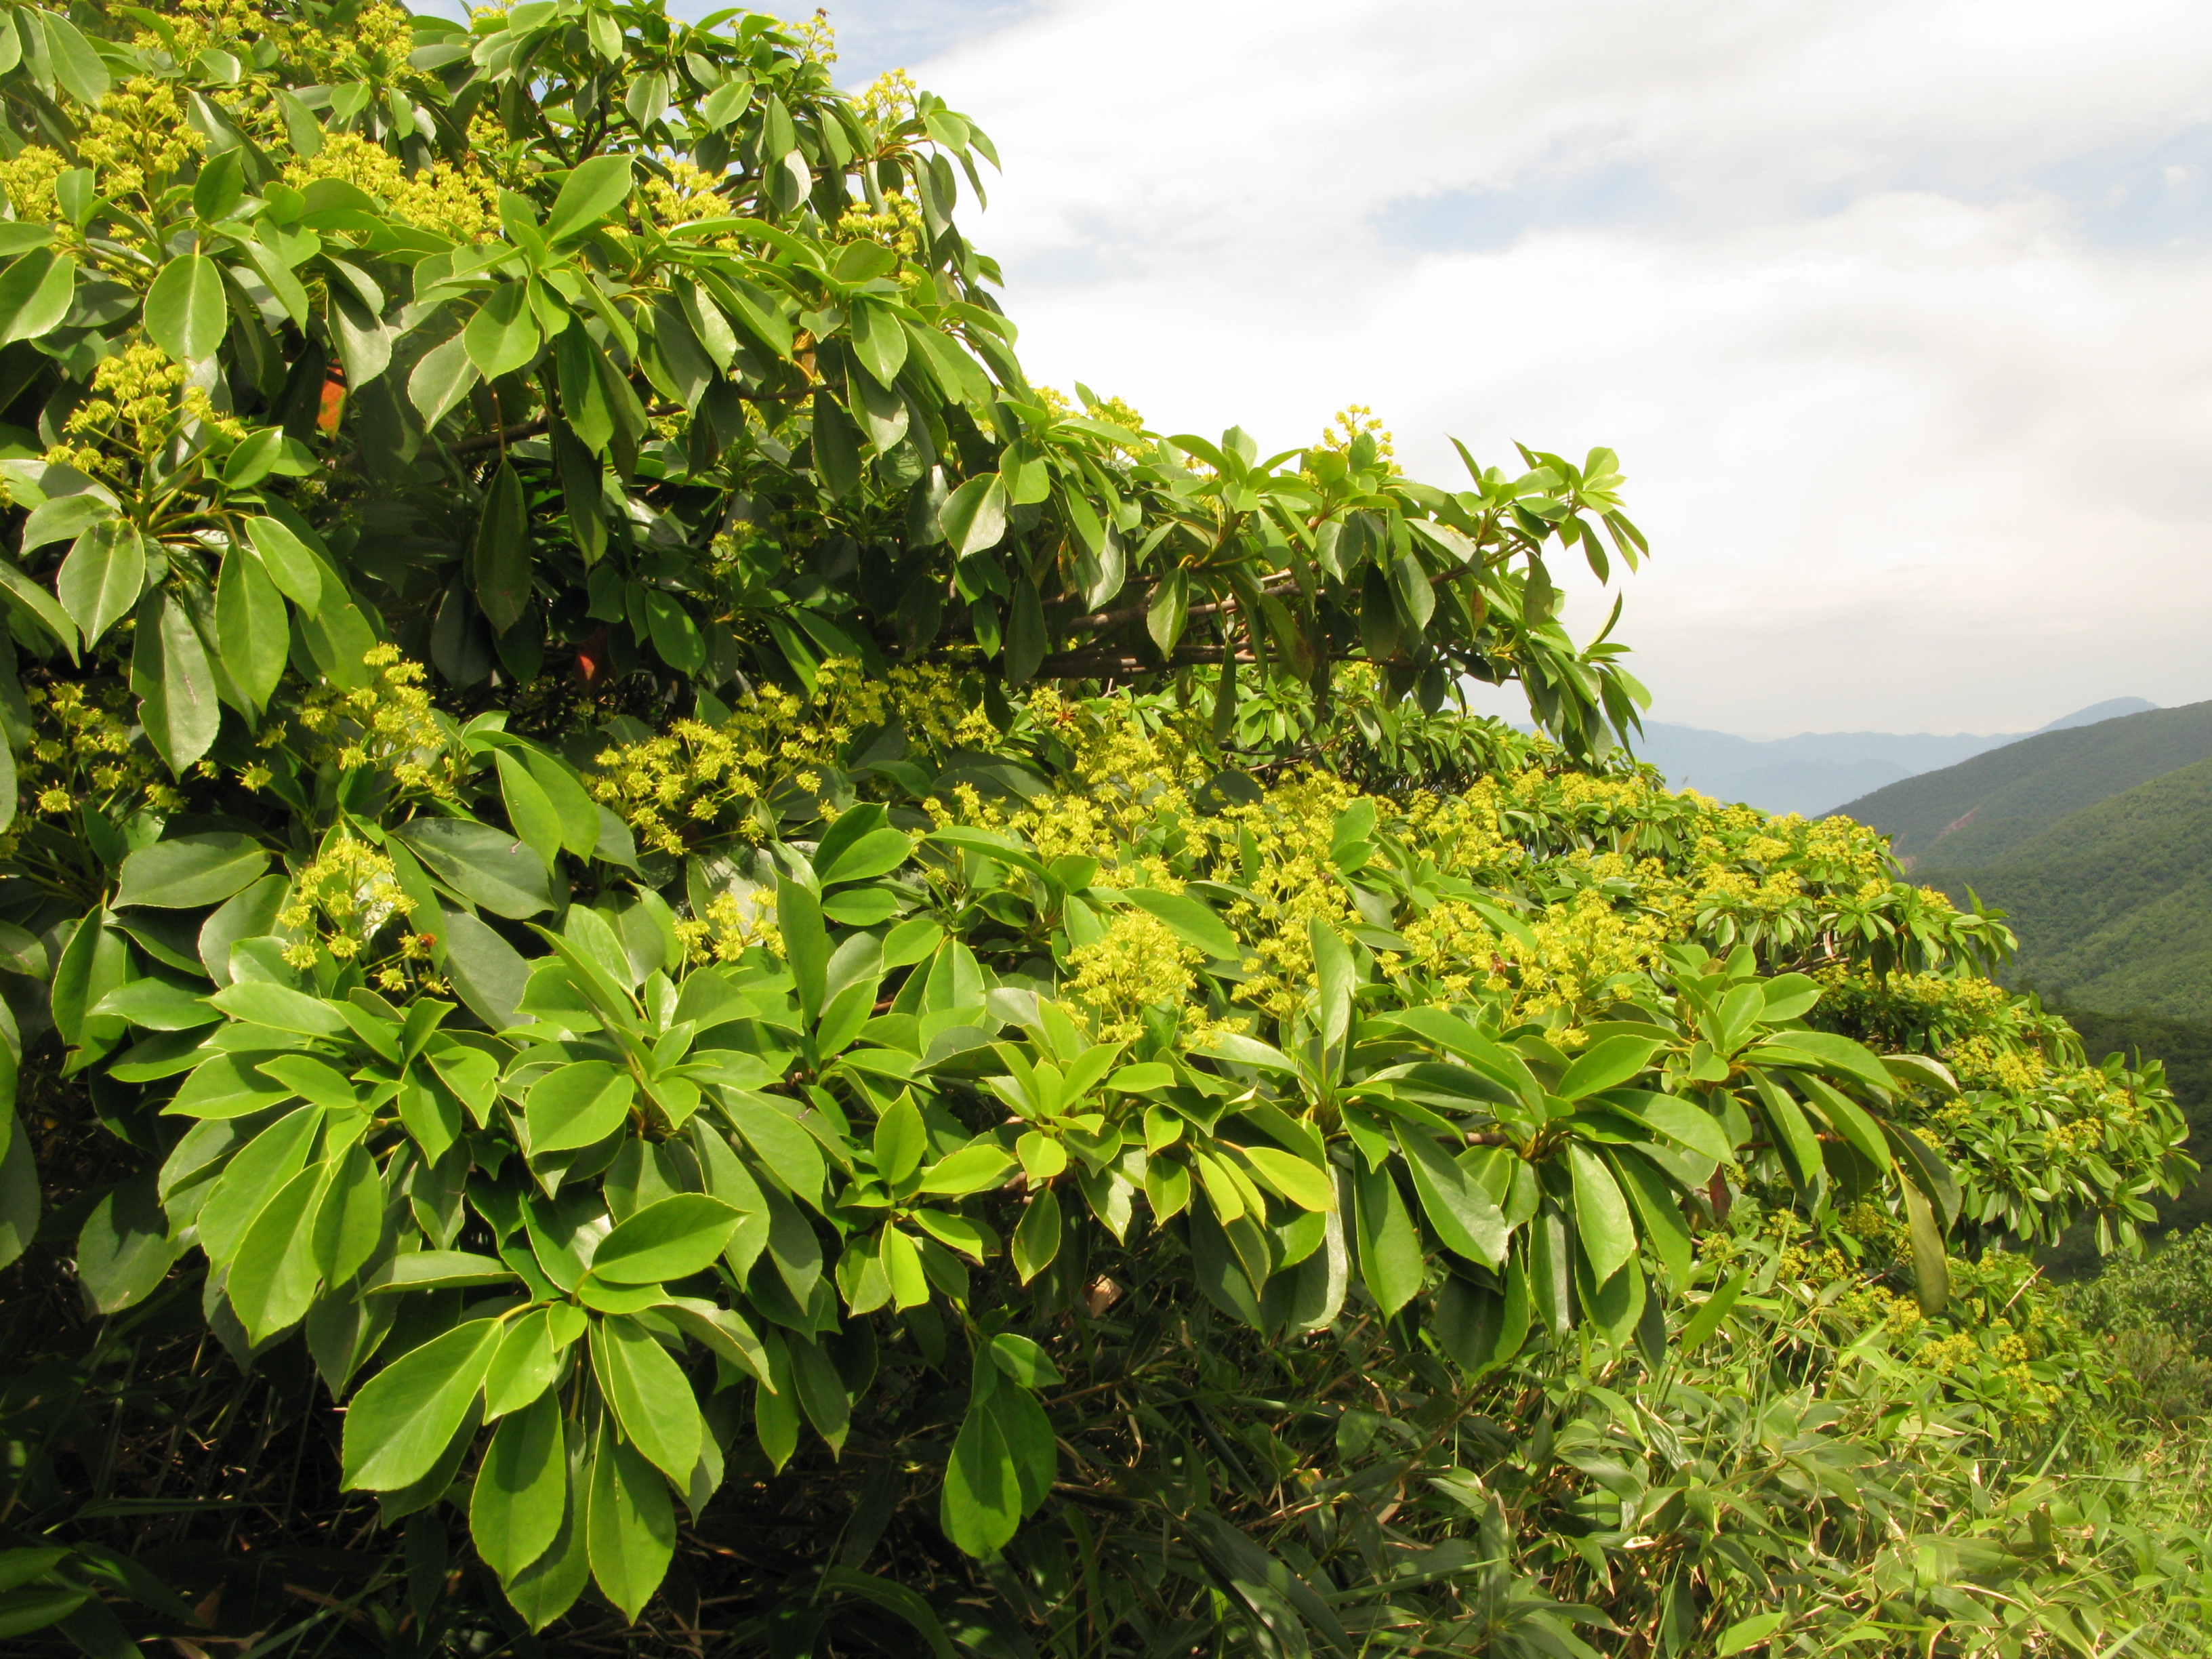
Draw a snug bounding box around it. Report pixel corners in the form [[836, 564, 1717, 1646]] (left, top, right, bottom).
[[1833, 699, 2212, 865], [1631, 697, 2158, 818]]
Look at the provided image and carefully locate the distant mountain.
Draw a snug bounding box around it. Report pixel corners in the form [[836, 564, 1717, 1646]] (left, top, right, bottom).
[[2036, 697, 2165, 733], [1633, 697, 2157, 818], [1918, 757, 2212, 1023], [1834, 700, 2212, 865]]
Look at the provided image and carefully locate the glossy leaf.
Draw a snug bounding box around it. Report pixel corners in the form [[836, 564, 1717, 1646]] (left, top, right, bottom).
[[340, 1319, 502, 1491]]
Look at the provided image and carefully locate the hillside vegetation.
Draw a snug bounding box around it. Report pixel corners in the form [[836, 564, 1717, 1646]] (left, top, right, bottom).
[[3, 5, 2210, 1656], [1921, 758, 2212, 1022], [1838, 699, 2212, 865]]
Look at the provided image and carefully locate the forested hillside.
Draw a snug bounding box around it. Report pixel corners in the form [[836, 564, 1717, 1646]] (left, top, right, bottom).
[[1839, 699, 2212, 864], [1921, 759, 2212, 1021]]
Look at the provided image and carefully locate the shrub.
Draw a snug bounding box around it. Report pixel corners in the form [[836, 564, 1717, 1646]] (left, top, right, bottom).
[[0, 4, 2203, 1656]]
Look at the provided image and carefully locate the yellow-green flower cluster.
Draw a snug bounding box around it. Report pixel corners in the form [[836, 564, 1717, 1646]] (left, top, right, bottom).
[[294, 647, 460, 796], [52, 344, 244, 476], [74, 78, 205, 203], [677, 886, 781, 964], [279, 836, 419, 968], [284, 132, 500, 243], [592, 660, 996, 855], [1063, 910, 1197, 1042], [644, 161, 733, 224], [7, 682, 158, 845]]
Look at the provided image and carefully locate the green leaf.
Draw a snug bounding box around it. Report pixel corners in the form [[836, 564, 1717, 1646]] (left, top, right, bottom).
[[0, 249, 75, 345], [593, 1313, 703, 1485], [810, 388, 863, 497], [989, 1333, 1063, 1389], [641, 590, 705, 674], [864, 1222, 918, 1310], [1237, 1144, 1337, 1215], [518, 750, 601, 859], [1743, 1031, 1892, 1099], [1717, 1612, 1787, 1656], [1557, 1034, 1661, 1101], [941, 1386, 1021, 1556], [340, 1318, 503, 1491], [228, 1160, 326, 1342], [916, 1143, 1015, 1196], [115, 834, 270, 910], [817, 827, 912, 888], [474, 459, 533, 636], [1351, 1160, 1422, 1317], [131, 592, 221, 775], [259, 1054, 358, 1112], [368, 1252, 520, 1294], [1885, 1122, 1961, 1231], [1677, 1267, 1748, 1353], [1395, 1130, 1507, 1267], [546, 155, 633, 243], [242, 516, 323, 607], [56, 522, 143, 649], [1309, 918, 1353, 1050], [310, 1140, 382, 1286], [144, 253, 227, 361], [495, 752, 563, 873], [1119, 889, 1237, 962], [939, 474, 1006, 556], [873, 1094, 926, 1187], [849, 297, 909, 386], [0, 556, 79, 658], [222, 426, 287, 489], [440, 907, 532, 1030], [391, 819, 554, 919], [193, 148, 245, 223], [584, 1417, 675, 1622], [1010, 1185, 1061, 1283], [1899, 1179, 1950, 1317], [1595, 1089, 1733, 1166], [525, 1061, 634, 1154], [1566, 1142, 1635, 1284], [483, 1307, 563, 1420], [1760, 972, 1822, 1022], [74, 1168, 181, 1314], [0, 1109, 34, 1272], [409, 328, 480, 428], [777, 879, 828, 1024], [163, 1050, 295, 1120], [21, 491, 112, 556], [501, 1420, 589, 1629], [1609, 1147, 1693, 1289], [207, 981, 348, 1037], [216, 544, 287, 710], [1146, 567, 1189, 655], [589, 1193, 742, 1284], [1748, 1071, 1824, 1190], [465, 283, 542, 382], [38, 10, 109, 102], [470, 1391, 566, 1583]]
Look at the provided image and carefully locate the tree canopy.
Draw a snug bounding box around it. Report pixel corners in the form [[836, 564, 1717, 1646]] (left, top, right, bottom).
[[0, 4, 2204, 1656]]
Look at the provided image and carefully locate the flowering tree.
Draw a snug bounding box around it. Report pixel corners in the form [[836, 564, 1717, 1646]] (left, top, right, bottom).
[[0, 4, 2197, 1656]]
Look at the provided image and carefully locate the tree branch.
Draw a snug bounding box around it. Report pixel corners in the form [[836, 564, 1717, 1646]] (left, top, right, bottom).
[[1032, 645, 1259, 678]]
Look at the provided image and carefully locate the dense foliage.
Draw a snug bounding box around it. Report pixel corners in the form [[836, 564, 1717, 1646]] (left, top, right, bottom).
[[1847, 701, 2212, 868], [1922, 758, 2212, 1024], [0, 3, 2205, 1656]]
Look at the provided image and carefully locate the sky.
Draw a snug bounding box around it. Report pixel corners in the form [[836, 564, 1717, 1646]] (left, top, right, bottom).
[[731, 1, 2212, 737]]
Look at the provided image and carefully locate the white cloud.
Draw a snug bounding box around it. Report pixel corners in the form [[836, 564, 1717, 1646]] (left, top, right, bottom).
[[899, 0, 2212, 733]]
